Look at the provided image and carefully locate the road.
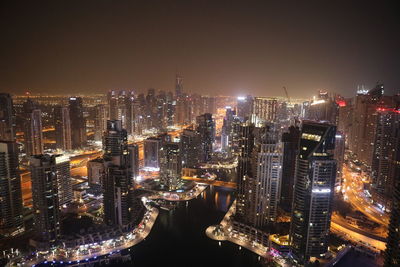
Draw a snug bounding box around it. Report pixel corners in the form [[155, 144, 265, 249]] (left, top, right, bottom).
[[341, 165, 389, 228]]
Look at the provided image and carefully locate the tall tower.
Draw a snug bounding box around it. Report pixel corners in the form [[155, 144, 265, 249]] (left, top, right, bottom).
[[0, 93, 16, 141], [235, 124, 283, 228], [54, 154, 72, 207], [23, 99, 43, 156], [180, 129, 201, 168], [69, 97, 87, 149], [175, 73, 183, 98], [384, 108, 400, 266], [289, 121, 337, 263], [196, 113, 215, 162], [0, 142, 24, 236], [159, 142, 182, 191], [235, 122, 255, 221], [30, 155, 61, 246], [280, 125, 300, 212], [102, 120, 136, 227], [54, 106, 72, 151], [144, 137, 162, 169], [94, 104, 108, 142]]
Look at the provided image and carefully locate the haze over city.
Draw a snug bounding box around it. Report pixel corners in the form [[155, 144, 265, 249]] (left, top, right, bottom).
[[1, 1, 400, 97]]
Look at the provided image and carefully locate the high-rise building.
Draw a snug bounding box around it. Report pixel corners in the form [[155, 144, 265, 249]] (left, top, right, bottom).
[[54, 154, 72, 207], [69, 97, 87, 149], [221, 107, 235, 153], [280, 125, 300, 212], [128, 144, 140, 184], [0, 142, 24, 236], [235, 124, 282, 227], [384, 107, 400, 266], [289, 121, 337, 263], [236, 95, 253, 122], [87, 157, 105, 190], [175, 73, 184, 98], [144, 137, 162, 169], [102, 120, 137, 227], [235, 123, 255, 221], [372, 108, 400, 208], [196, 113, 215, 162], [159, 142, 182, 191], [307, 91, 338, 124], [103, 120, 128, 158], [23, 99, 43, 155], [0, 93, 15, 141], [54, 106, 72, 151], [252, 97, 278, 124], [94, 104, 108, 142], [334, 131, 345, 189], [180, 129, 201, 168], [30, 155, 61, 246], [348, 84, 393, 167]]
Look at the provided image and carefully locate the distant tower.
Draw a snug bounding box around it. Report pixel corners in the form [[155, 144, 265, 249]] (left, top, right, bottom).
[[54, 106, 72, 151], [0, 141, 24, 236], [69, 97, 87, 149], [30, 155, 61, 246], [94, 104, 108, 142], [196, 113, 215, 162], [289, 121, 337, 263], [23, 99, 43, 155], [0, 93, 16, 141], [175, 73, 183, 98]]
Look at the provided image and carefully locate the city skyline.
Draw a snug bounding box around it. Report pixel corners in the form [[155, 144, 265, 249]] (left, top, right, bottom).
[[1, 2, 400, 267], [1, 1, 400, 97]]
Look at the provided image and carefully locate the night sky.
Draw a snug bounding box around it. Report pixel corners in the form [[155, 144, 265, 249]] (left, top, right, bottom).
[[1, 1, 399, 97]]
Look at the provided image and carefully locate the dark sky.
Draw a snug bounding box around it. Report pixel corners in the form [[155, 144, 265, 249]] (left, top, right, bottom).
[[1, 0, 399, 98]]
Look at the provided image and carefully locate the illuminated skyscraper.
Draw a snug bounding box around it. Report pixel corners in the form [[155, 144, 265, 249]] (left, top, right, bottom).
[[0, 93, 15, 142], [69, 97, 87, 149], [94, 104, 108, 142], [348, 84, 393, 167], [54, 106, 72, 151], [372, 108, 400, 208], [280, 125, 300, 212], [196, 113, 215, 162], [144, 137, 162, 169], [159, 142, 182, 191], [289, 121, 337, 264], [307, 91, 338, 124], [30, 154, 61, 246], [102, 120, 138, 227], [54, 155, 72, 207], [235, 122, 255, 221], [128, 144, 140, 184], [252, 97, 278, 123], [175, 73, 183, 98], [235, 124, 282, 227], [334, 131, 345, 189], [236, 95, 253, 122], [384, 107, 400, 266], [180, 129, 201, 168], [0, 142, 24, 236], [23, 99, 43, 155]]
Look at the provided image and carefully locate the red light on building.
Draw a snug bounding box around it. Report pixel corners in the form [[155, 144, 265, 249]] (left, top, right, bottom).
[[336, 100, 346, 107]]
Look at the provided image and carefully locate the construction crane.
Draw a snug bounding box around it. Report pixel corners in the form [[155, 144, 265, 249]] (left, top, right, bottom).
[[282, 86, 290, 103]]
